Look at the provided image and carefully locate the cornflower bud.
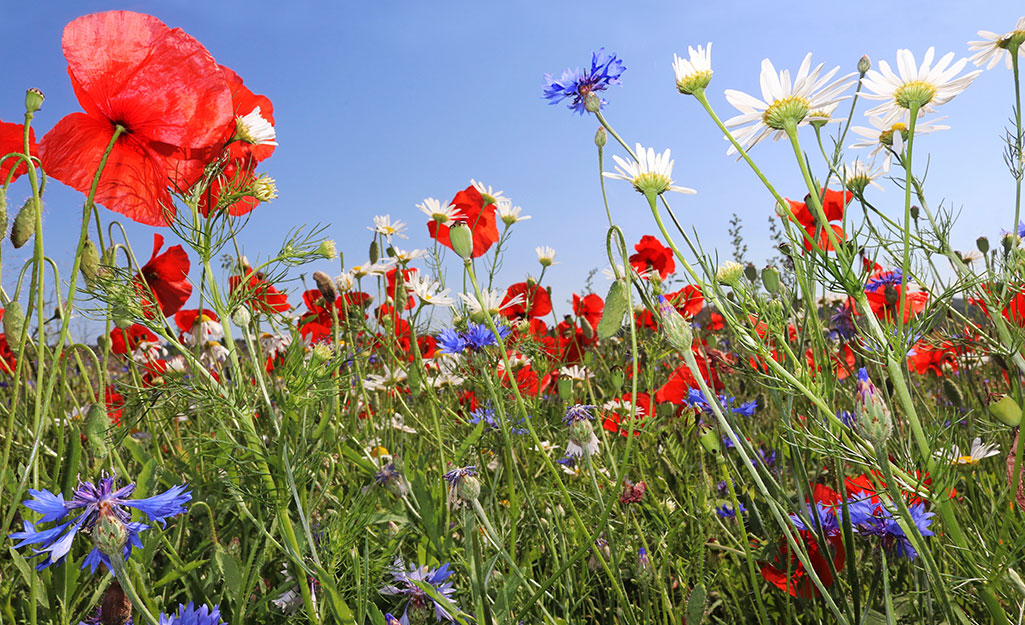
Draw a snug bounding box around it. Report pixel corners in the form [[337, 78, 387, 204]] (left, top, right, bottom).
[[595, 127, 607, 148], [449, 222, 474, 260], [583, 92, 601, 113], [25, 88, 44, 114], [94, 514, 129, 560], [443, 466, 480, 503], [657, 295, 694, 353], [854, 368, 892, 444], [10, 199, 37, 249]]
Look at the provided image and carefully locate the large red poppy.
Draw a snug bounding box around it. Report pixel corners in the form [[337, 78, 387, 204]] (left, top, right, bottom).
[[784, 188, 852, 252], [862, 269, 928, 323], [109, 323, 160, 356], [629, 235, 675, 279], [0, 121, 37, 183], [501, 282, 552, 320], [229, 269, 289, 314], [39, 11, 233, 225], [427, 186, 499, 258], [135, 234, 191, 318]]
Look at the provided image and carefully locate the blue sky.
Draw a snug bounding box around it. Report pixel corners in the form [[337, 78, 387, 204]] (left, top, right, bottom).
[[0, 1, 1022, 339]]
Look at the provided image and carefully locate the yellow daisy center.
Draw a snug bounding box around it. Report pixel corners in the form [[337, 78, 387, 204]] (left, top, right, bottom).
[[879, 122, 908, 146], [761, 95, 810, 130], [676, 70, 713, 95], [893, 80, 936, 109]]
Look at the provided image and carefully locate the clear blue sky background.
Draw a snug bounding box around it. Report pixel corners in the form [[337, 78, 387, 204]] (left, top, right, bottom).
[[0, 1, 1022, 340]]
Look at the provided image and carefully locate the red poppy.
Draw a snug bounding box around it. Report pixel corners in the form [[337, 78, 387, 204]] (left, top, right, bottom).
[[0, 121, 37, 183], [135, 234, 191, 318], [109, 324, 159, 356], [761, 485, 845, 598], [104, 386, 125, 426], [706, 312, 724, 332], [173, 308, 219, 334], [971, 284, 1025, 327], [229, 269, 289, 313], [385, 267, 417, 310], [602, 392, 653, 436], [655, 351, 724, 403], [667, 285, 704, 318], [427, 185, 499, 258], [501, 281, 552, 320], [629, 235, 675, 279], [39, 11, 233, 226], [784, 188, 852, 252], [196, 159, 261, 217], [862, 269, 928, 323], [0, 330, 15, 375], [573, 293, 604, 330], [805, 344, 857, 381], [908, 338, 959, 376]]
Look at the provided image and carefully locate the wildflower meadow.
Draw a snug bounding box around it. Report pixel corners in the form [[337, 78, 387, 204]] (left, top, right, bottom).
[[6, 7, 1025, 625]]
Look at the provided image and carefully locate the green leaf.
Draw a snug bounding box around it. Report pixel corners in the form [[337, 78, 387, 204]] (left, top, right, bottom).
[[152, 559, 208, 589], [214, 545, 243, 599], [686, 582, 706, 625]]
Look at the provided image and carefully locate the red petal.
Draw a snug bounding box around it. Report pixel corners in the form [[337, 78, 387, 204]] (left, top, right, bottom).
[[0, 121, 36, 183]]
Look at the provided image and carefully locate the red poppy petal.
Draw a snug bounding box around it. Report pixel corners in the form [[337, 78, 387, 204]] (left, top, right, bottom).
[[0, 121, 36, 183]]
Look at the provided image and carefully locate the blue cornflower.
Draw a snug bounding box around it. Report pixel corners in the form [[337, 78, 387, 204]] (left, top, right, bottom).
[[686, 388, 756, 417], [384, 614, 402, 625], [756, 448, 777, 468], [436, 328, 467, 354], [381, 560, 459, 624], [846, 499, 934, 560], [827, 304, 858, 341], [563, 404, 596, 424], [10, 474, 191, 573], [836, 410, 856, 428], [734, 400, 758, 417], [637, 547, 650, 572], [468, 405, 497, 430], [463, 323, 510, 351], [791, 502, 840, 535], [543, 48, 626, 114], [157, 602, 225, 625], [865, 270, 903, 293], [716, 503, 746, 518], [442, 466, 477, 486]]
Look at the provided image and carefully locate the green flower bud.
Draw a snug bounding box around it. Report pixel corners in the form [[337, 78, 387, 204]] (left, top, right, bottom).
[[3, 300, 24, 339], [977, 236, 990, 255], [854, 368, 892, 444], [557, 377, 573, 401], [658, 295, 693, 353], [610, 369, 624, 390], [10, 198, 37, 249], [743, 262, 758, 283], [231, 306, 251, 327], [989, 394, 1022, 428], [113, 315, 133, 330], [584, 92, 601, 113], [595, 127, 607, 148], [857, 55, 871, 75], [910, 205, 920, 221], [94, 514, 128, 559], [317, 239, 337, 260], [458, 474, 481, 502], [761, 265, 780, 294], [449, 222, 474, 260], [25, 88, 44, 114], [716, 261, 744, 285], [369, 240, 380, 264]]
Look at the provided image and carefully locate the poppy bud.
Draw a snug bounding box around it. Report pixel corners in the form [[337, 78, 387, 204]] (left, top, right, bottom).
[[10, 198, 37, 249], [977, 236, 990, 254], [854, 368, 892, 444], [743, 262, 758, 283], [716, 261, 744, 285], [3, 300, 24, 339], [84, 403, 109, 455], [910, 205, 920, 221], [989, 394, 1022, 427], [1004, 233, 1017, 253], [610, 369, 624, 390], [113, 315, 133, 330], [369, 240, 380, 264], [583, 92, 601, 113], [658, 295, 693, 353], [81, 239, 101, 285], [857, 55, 871, 74], [883, 284, 899, 306], [774, 200, 790, 218], [24, 88, 44, 114], [313, 271, 337, 303], [449, 222, 474, 260], [595, 127, 607, 148], [318, 239, 337, 260], [557, 377, 573, 401], [96, 334, 110, 354], [761, 265, 780, 294]]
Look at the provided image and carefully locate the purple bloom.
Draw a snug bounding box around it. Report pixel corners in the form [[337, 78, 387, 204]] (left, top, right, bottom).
[[846, 499, 934, 560], [791, 502, 840, 535], [716, 503, 746, 518], [10, 474, 191, 573], [157, 602, 225, 625], [438, 323, 510, 354], [381, 560, 459, 624], [828, 305, 857, 341], [442, 466, 477, 487], [543, 49, 626, 114], [637, 547, 650, 571], [563, 404, 596, 424], [686, 388, 756, 417], [436, 328, 467, 354], [865, 270, 903, 293]]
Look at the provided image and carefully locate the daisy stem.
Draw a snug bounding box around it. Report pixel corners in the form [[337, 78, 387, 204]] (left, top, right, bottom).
[[1012, 49, 1022, 234], [899, 103, 920, 343]]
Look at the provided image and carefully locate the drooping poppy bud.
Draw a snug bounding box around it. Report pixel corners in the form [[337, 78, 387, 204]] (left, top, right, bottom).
[[10, 199, 36, 248]]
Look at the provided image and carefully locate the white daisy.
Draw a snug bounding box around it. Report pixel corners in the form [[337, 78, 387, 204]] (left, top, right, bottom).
[[235, 106, 278, 146], [673, 43, 713, 95], [407, 271, 454, 307], [934, 437, 1000, 465], [459, 289, 523, 316], [559, 365, 593, 381], [496, 198, 531, 225], [470, 179, 506, 205], [368, 214, 408, 240], [860, 48, 981, 124], [417, 197, 461, 223], [181, 313, 224, 347], [391, 247, 428, 263], [602, 263, 654, 281], [390, 413, 418, 434], [968, 17, 1025, 70], [603, 143, 696, 196], [723, 53, 856, 154], [259, 333, 291, 360], [840, 159, 886, 193], [335, 272, 356, 292], [536, 246, 558, 267], [849, 113, 949, 172], [348, 258, 396, 279]]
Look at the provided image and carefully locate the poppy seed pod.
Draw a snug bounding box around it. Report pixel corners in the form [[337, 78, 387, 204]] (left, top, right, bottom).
[[10, 198, 37, 248], [449, 222, 474, 260], [761, 265, 780, 294], [989, 394, 1022, 428], [313, 271, 337, 303], [369, 240, 380, 264], [24, 88, 44, 114], [977, 236, 990, 254], [699, 427, 721, 455]]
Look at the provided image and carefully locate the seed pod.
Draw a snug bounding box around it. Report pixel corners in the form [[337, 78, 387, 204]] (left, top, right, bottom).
[[761, 265, 780, 294], [81, 239, 101, 285], [597, 279, 628, 340], [989, 394, 1022, 428], [313, 270, 337, 303], [449, 223, 474, 260], [369, 240, 380, 264], [10, 199, 37, 248], [3, 300, 24, 338], [24, 88, 44, 114], [977, 236, 990, 254], [742, 262, 758, 283]]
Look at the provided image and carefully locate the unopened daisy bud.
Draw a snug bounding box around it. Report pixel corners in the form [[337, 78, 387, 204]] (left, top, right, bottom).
[[25, 88, 44, 114], [10, 198, 37, 249], [761, 265, 780, 294], [3, 300, 24, 339], [657, 295, 694, 352], [317, 239, 337, 260], [94, 513, 128, 559], [977, 236, 990, 254], [989, 394, 1022, 428], [251, 174, 277, 202], [595, 126, 607, 148], [81, 239, 101, 285], [854, 368, 892, 444], [313, 271, 337, 303], [449, 222, 474, 260], [857, 55, 871, 75], [716, 261, 744, 285], [584, 92, 602, 113], [231, 306, 251, 327]]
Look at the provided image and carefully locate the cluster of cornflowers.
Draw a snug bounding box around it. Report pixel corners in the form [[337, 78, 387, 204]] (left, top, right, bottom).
[[686, 388, 758, 417], [436, 323, 511, 354]]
